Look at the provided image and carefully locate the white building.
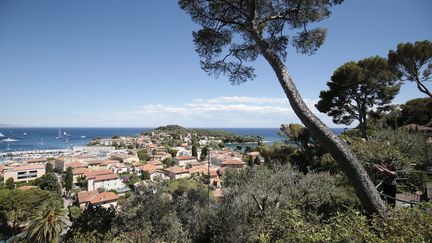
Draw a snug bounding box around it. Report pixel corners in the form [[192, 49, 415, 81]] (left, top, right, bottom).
[[173, 156, 198, 167], [3, 164, 45, 183], [163, 166, 190, 180], [85, 170, 124, 191]]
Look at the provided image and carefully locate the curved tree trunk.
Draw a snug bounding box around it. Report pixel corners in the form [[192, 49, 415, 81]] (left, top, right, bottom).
[[252, 30, 385, 216]]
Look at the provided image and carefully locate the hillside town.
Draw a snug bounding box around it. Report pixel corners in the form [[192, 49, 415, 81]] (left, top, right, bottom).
[[0, 126, 264, 228]]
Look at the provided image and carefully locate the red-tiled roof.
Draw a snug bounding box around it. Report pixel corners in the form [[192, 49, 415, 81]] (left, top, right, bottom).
[[147, 160, 162, 166], [84, 169, 113, 178], [163, 166, 189, 174], [78, 191, 118, 204], [92, 173, 118, 182], [73, 167, 90, 175], [24, 158, 48, 164], [114, 163, 127, 168], [221, 159, 245, 165], [67, 162, 87, 169], [10, 164, 45, 171], [139, 164, 158, 174], [175, 156, 197, 160], [90, 192, 118, 204], [131, 162, 142, 167], [187, 165, 208, 174]]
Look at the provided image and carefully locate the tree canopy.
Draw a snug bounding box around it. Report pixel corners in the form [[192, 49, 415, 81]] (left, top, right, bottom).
[[400, 97, 432, 126], [316, 56, 399, 139], [388, 40, 432, 97], [179, 0, 342, 85], [64, 167, 73, 192], [34, 173, 61, 195], [179, 0, 386, 215]]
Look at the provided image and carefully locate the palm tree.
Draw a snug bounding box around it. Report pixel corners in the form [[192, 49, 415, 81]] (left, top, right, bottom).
[[26, 201, 67, 243]]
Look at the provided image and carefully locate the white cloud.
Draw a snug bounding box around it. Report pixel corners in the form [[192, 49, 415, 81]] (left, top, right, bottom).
[[61, 96, 341, 128]]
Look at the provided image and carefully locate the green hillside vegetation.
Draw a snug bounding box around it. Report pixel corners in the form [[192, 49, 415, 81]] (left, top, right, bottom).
[[147, 125, 261, 144]]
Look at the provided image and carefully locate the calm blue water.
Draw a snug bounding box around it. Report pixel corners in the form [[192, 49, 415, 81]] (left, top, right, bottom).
[[0, 128, 147, 152], [0, 127, 345, 152]]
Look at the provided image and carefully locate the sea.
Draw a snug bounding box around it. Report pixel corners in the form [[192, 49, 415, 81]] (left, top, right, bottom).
[[0, 127, 345, 153]]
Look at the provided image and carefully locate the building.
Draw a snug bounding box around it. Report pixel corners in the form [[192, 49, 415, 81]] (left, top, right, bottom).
[[55, 157, 77, 172], [99, 137, 135, 147], [138, 163, 169, 180], [111, 153, 139, 164], [87, 159, 117, 171], [73, 146, 116, 153], [112, 163, 129, 174], [220, 159, 245, 170], [153, 151, 171, 161], [147, 160, 163, 168], [24, 158, 48, 165], [173, 156, 198, 167], [163, 166, 190, 180], [149, 170, 170, 181], [72, 167, 90, 183], [3, 164, 45, 183], [85, 170, 124, 191], [77, 190, 119, 209]]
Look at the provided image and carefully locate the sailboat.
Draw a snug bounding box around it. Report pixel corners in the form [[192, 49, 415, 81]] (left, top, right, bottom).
[[0, 132, 4, 137], [56, 129, 63, 139], [65, 135, 69, 144], [38, 138, 44, 146]]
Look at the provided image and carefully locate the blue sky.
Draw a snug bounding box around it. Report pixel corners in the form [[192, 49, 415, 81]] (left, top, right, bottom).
[[0, 0, 431, 128]]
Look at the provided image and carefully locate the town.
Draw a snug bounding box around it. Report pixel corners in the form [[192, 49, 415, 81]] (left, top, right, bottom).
[[0, 125, 264, 232]]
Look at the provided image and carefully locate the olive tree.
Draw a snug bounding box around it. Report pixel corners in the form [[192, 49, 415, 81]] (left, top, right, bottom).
[[179, 0, 385, 215]]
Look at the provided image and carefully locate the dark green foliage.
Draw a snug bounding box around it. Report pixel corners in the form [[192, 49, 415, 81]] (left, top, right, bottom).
[[69, 205, 82, 222], [167, 147, 178, 158], [388, 40, 432, 97], [65, 206, 116, 242], [316, 56, 400, 139], [256, 142, 295, 165], [45, 163, 54, 174], [179, 0, 342, 84], [34, 173, 61, 194], [149, 125, 259, 143], [162, 157, 174, 168], [200, 146, 208, 160], [112, 184, 189, 242], [0, 188, 60, 238], [5, 178, 14, 190], [137, 148, 148, 161], [26, 201, 66, 243], [253, 155, 261, 165], [191, 145, 198, 157], [279, 123, 311, 149], [140, 170, 150, 181], [76, 177, 87, 190], [64, 167, 73, 191], [400, 97, 432, 125]]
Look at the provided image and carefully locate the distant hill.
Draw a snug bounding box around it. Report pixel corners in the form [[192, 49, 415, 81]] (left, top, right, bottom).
[[150, 124, 261, 143]]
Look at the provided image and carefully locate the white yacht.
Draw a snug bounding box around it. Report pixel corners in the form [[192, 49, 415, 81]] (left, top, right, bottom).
[[1, 138, 18, 142]]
